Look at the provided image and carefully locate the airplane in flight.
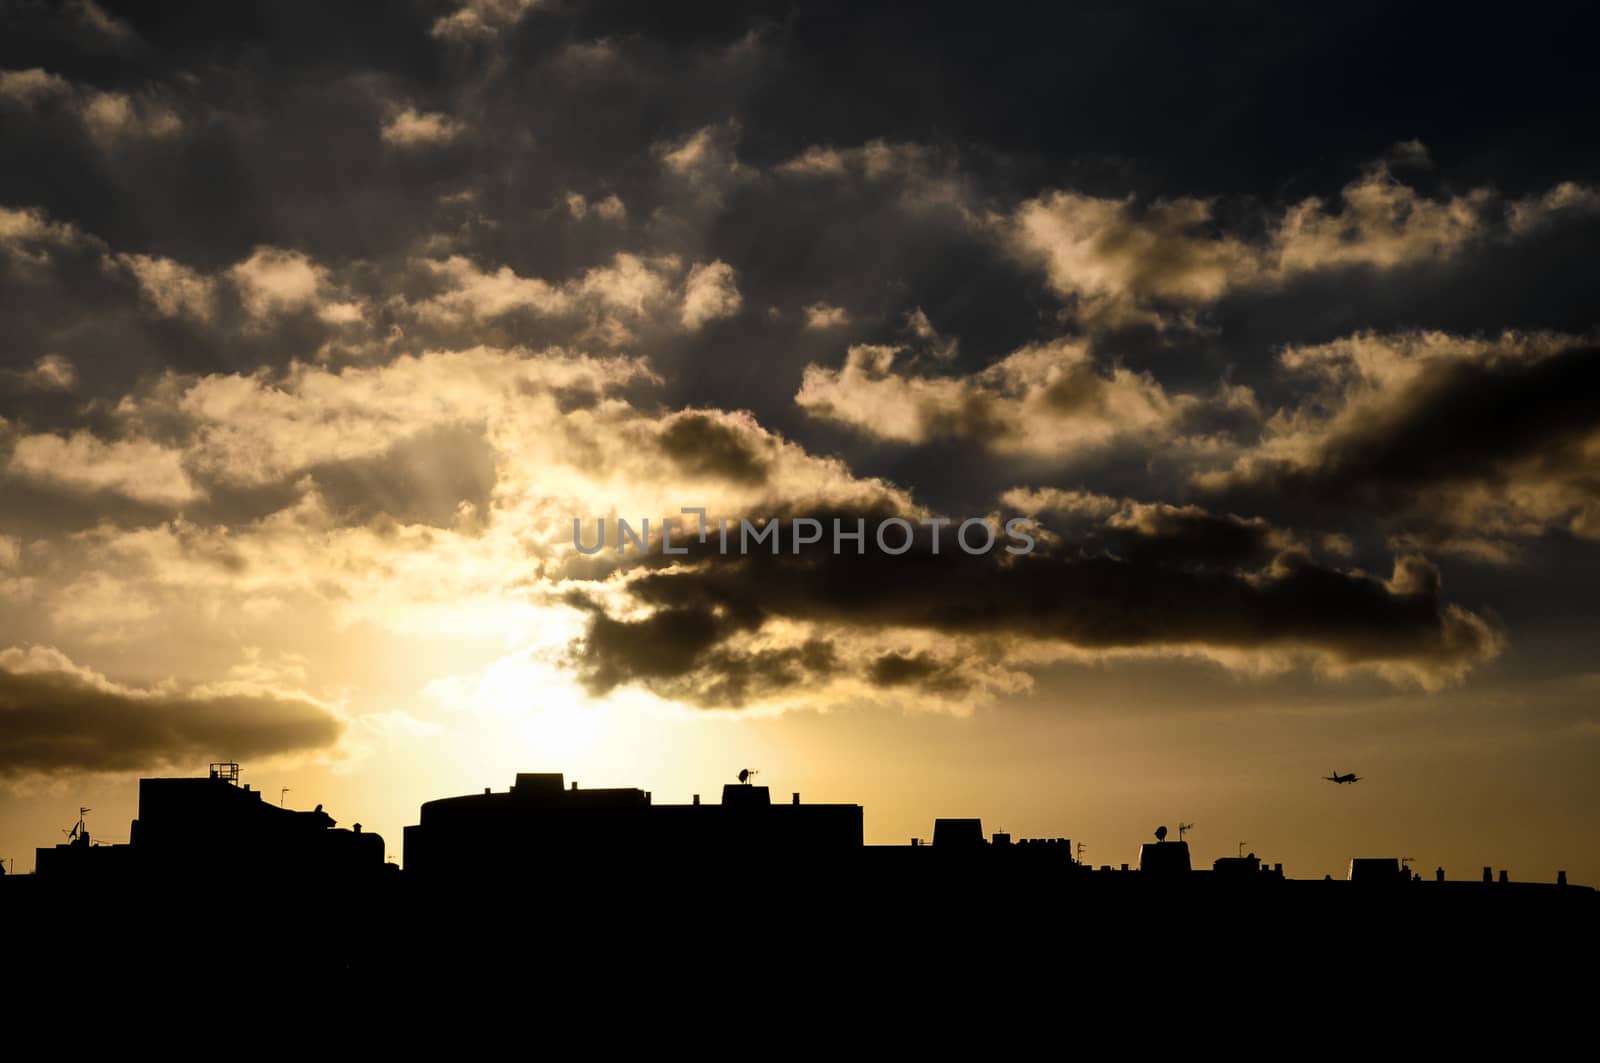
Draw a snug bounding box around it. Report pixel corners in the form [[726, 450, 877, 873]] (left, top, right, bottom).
[[1324, 770, 1362, 784]]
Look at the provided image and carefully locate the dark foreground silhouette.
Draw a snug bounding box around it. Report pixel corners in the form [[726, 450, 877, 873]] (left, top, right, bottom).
[[9, 764, 1595, 1024]]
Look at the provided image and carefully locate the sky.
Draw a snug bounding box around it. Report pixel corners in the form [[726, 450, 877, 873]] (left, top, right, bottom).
[[2, 1, 1598, 883]]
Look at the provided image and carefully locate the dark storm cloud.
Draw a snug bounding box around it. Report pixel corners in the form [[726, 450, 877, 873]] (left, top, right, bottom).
[[0, 647, 343, 777], [1100, 507, 1285, 570], [564, 507, 1500, 705], [1236, 345, 1600, 505], [563, 588, 840, 706], [1205, 336, 1600, 550], [657, 413, 771, 485], [868, 651, 970, 695]]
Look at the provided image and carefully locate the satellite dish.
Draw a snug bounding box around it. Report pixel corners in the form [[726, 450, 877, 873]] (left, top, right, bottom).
[[738, 768, 758, 784], [1154, 825, 1168, 842]]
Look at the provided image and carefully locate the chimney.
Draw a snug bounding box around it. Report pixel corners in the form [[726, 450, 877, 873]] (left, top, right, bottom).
[[1498, 869, 1509, 884], [1558, 870, 1567, 886], [570, 781, 578, 790], [1483, 866, 1493, 882], [693, 794, 700, 806], [484, 787, 491, 795], [792, 792, 800, 805], [1435, 866, 1445, 882]]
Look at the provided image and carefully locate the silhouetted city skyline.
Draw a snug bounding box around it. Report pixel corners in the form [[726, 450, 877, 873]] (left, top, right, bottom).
[[4, 7, 1600, 1000], [19, 763, 1589, 897]]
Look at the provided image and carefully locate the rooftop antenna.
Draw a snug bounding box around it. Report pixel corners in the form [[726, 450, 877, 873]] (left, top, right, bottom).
[[62, 807, 91, 843], [1238, 840, 1250, 858], [280, 787, 291, 808], [1075, 842, 1087, 864], [737, 768, 759, 785], [1178, 822, 1195, 842]]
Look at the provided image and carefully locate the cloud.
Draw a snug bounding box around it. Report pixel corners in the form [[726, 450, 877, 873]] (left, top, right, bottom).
[[656, 412, 771, 486], [903, 308, 958, 360], [72, 1, 135, 44], [804, 303, 850, 329], [1269, 166, 1489, 273], [21, 354, 77, 391], [1003, 488, 1306, 569], [1200, 331, 1600, 552], [416, 255, 570, 322], [115, 253, 217, 321], [317, 300, 365, 325], [1009, 191, 1259, 326], [680, 260, 742, 329], [0, 343, 930, 712], [0, 205, 95, 267], [0, 645, 342, 778], [796, 339, 1254, 460], [579, 252, 673, 314], [412, 251, 737, 342], [7, 431, 201, 506], [655, 122, 755, 210], [0, 68, 71, 106], [227, 247, 329, 319], [79, 90, 182, 147], [552, 38, 623, 78], [1003, 152, 1600, 326], [775, 139, 969, 210], [659, 122, 747, 179], [565, 192, 627, 222], [566, 506, 1503, 706], [2, 68, 179, 148], [1507, 181, 1600, 236], [431, 0, 541, 40], [381, 106, 464, 147], [138, 346, 653, 490]]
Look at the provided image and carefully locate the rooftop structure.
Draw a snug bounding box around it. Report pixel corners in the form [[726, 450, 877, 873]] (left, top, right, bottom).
[[35, 762, 385, 881]]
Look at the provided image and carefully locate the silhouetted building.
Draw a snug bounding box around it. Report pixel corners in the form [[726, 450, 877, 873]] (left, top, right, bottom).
[[1137, 839, 1192, 874], [402, 772, 862, 879], [34, 824, 137, 879], [1348, 857, 1407, 884], [932, 818, 984, 849], [35, 762, 384, 881]]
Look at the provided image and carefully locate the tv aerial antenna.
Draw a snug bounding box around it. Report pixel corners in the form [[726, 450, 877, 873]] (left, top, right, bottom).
[[1075, 842, 1087, 864], [1238, 840, 1250, 858], [280, 787, 291, 807], [1178, 822, 1195, 842], [62, 807, 91, 843]]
